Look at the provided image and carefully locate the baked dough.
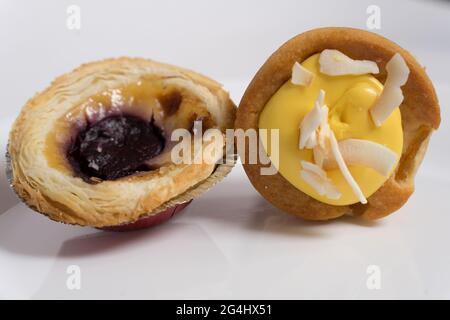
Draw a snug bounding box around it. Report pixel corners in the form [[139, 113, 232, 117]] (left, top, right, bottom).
[[8, 58, 236, 227], [236, 27, 440, 220]]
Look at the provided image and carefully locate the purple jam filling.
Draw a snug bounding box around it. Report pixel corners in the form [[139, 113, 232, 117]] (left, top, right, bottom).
[[67, 114, 165, 181]]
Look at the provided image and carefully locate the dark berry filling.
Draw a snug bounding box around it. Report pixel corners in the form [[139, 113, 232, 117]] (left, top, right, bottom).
[[67, 114, 165, 181]]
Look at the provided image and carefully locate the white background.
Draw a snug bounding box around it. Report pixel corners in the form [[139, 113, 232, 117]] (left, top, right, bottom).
[[1, 0, 450, 299]]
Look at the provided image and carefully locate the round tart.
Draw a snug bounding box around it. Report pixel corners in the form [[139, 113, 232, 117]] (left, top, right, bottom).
[[236, 27, 440, 220], [8, 58, 236, 227]]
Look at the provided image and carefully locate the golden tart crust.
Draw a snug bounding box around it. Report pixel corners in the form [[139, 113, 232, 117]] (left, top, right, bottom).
[[236, 27, 440, 220], [9, 58, 236, 227]]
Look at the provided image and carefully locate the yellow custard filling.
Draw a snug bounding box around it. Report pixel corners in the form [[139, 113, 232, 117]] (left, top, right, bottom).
[[45, 79, 211, 175], [259, 53, 403, 205]]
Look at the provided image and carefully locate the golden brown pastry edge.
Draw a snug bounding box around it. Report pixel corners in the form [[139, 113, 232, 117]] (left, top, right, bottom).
[[8, 57, 237, 227], [235, 27, 440, 221]]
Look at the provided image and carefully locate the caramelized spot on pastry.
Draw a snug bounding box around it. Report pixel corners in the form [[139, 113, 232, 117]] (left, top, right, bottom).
[[159, 91, 182, 116], [198, 115, 215, 131], [67, 114, 165, 181], [188, 114, 215, 132]]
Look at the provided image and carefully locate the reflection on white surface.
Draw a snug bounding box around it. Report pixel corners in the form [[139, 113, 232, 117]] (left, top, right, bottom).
[[0, 204, 231, 299], [1, 164, 450, 299]]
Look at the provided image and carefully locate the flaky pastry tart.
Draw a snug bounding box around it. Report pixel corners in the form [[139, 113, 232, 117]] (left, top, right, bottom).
[[236, 27, 440, 220], [8, 58, 236, 228]]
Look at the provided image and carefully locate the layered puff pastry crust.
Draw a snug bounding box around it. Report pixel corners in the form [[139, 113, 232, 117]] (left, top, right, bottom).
[[236, 27, 440, 220], [8, 58, 236, 227]]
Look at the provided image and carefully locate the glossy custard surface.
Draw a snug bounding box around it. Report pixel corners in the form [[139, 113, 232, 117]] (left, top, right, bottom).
[[259, 54, 403, 205]]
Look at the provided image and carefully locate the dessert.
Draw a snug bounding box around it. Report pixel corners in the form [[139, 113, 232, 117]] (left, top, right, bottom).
[[8, 58, 236, 228], [236, 27, 440, 220]]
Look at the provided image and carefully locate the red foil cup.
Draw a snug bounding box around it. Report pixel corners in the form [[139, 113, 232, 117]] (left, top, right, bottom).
[[99, 200, 192, 232]]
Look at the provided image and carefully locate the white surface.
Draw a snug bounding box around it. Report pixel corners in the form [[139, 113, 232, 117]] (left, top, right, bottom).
[[1, 0, 450, 299]]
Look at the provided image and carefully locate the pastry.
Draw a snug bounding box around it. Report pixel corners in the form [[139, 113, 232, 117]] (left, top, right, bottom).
[[8, 58, 236, 228], [236, 27, 440, 220]]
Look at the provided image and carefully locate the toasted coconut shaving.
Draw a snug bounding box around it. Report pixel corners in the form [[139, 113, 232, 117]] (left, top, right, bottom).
[[291, 62, 315, 86], [319, 49, 379, 76], [299, 90, 327, 149], [329, 132, 367, 204], [322, 139, 397, 177], [300, 161, 341, 200]]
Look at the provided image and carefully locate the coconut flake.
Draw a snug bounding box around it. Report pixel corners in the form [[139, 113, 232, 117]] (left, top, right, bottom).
[[301, 160, 327, 179], [299, 90, 326, 149], [317, 106, 330, 148], [370, 53, 410, 127], [300, 161, 341, 200], [319, 49, 379, 76], [329, 132, 367, 204], [304, 131, 318, 149], [298, 88, 373, 204], [322, 139, 397, 177], [313, 145, 327, 168], [291, 62, 315, 86]]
